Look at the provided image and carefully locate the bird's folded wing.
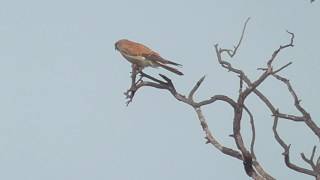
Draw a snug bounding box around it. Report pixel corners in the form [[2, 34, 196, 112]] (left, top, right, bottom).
[[119, 41, 153, 56]]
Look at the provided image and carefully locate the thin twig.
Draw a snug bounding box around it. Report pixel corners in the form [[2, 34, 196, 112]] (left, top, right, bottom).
[[301, 146, 317, 170], [267, 31, 294, 67], [220, 17, 250, 58], [273, 62, 293, 74], [188, 76, 206, 102], [272, 74, 320, 139], [273, 112, 317, 177]]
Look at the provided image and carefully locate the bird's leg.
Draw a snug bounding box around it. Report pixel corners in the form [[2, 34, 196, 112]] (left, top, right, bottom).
[[135, 66, 144, 75], [124, 64, 141, 105], [131, 64, 138, 75], [130, 64, 142, 79], [130, 64, 148, 85]]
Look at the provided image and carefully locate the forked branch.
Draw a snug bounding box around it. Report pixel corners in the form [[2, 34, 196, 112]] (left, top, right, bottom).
[[122, 18, 318, 179]]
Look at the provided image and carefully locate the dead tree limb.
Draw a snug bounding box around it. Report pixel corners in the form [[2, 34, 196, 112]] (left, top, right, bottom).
[[273, 114, 318, 177], [122, 18, 319, 179]]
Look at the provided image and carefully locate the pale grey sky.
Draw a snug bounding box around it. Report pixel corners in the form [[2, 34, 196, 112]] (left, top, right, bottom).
[[0, 0, 319, 179]]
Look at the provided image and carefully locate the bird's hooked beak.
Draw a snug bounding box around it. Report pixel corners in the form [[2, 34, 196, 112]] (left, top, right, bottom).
[[114, 42, 119, 51]]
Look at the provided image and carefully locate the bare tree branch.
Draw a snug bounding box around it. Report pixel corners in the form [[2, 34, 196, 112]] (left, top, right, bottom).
[[122, 17, 319, 179], [301, 146, 317, 170], [188, 75, 206, 102], [267, 31, 294, 67], [213, 18, 277, 179], [272, 62, 292, 74], [272, 114, 317, 177], [220, 17, 250, 58], [194, 107, 243, 160], [272, 74, 320, 139], [243, 105, 256, 159]]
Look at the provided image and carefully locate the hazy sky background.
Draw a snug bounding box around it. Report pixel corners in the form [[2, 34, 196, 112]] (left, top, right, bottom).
[[0, 0, 319, 179]]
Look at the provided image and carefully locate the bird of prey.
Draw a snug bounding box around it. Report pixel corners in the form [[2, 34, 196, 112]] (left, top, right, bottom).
[[115, 39, 183, 75]]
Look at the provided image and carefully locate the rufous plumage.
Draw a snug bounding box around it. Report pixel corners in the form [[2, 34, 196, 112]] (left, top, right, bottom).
[[115, 39, 183, 75]]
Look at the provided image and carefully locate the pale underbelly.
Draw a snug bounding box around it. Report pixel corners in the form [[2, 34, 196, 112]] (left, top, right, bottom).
[[122, 54, 158, 68]]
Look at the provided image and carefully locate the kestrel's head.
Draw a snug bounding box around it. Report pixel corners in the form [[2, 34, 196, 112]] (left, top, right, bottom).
[[114, 39, 129, 51]]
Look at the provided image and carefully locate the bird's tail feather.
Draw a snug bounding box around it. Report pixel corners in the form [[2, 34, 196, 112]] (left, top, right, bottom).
[[147, 54, 182, 66], [166, 60, 182, 66], [158, 63, 183, 75]]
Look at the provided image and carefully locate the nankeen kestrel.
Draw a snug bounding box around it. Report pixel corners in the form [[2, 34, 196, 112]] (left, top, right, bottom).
[[115, 39, 183, 75]]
